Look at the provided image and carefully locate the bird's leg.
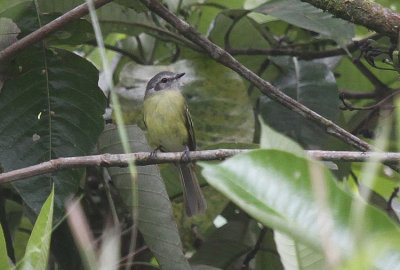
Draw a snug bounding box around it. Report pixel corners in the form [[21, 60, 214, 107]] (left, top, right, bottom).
[[181, 145, 192, 163], [150, 146, 162, 158]]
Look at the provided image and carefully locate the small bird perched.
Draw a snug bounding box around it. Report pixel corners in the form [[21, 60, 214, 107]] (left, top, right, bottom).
[[143, 71, 207, 216]]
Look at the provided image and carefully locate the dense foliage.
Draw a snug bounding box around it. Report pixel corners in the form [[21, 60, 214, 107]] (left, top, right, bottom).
[[1, 0, 400, 269]]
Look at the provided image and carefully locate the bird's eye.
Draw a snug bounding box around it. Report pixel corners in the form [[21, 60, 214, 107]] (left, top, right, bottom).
[[161, 78, 168, 83]]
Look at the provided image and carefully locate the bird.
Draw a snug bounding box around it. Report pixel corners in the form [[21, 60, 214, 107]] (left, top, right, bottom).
[[143, 71, 207, 216]]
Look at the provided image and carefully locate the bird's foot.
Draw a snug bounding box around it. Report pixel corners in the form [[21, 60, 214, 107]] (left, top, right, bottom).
[[181, 145, 192, 163], [150, 146, 161, 158]]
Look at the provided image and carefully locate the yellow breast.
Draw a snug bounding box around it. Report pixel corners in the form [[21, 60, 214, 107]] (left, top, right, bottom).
[[143, 90, 189, 152]]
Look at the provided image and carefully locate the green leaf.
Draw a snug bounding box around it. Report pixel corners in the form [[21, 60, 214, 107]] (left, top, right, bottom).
[[0, 2, 38, 37], [200, 149, 400, 267], [0, 17, 20, 50], [97, 125, 190, 270], [274, 231, 323, 270], [259, 117, 304, 156], [19, 187, 54, 270], [335, 55, 399, 93], [96, 2, 152, 36], [251, 0, 354, 47], [0, 0, 30, 19], [207, 10, 270, 73], [41, 15, 94, 45], [13, 215, 31, 262], [0, 48, 106, 219], [258, 122, 323, 269], [259, 57, 339, 148], [0, 224, 11, 270]]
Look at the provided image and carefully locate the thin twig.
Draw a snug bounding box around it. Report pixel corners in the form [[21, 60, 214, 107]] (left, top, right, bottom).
[[0, 0, 113, 63], [98, 20, 202, 52], [340, 90, 400, 111], [2, 150, 400, 184], [224, 12, 248, 50], [86, 41, 144, 64], [228, 47, 349, 60], [339, 90, 377, 100], [229, 33, 378, 60]]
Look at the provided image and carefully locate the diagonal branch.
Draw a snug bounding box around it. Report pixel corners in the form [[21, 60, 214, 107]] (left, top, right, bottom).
[[0, 0, 113, 63], [1, 150, 400, 184], [139, 0, 399, 171]]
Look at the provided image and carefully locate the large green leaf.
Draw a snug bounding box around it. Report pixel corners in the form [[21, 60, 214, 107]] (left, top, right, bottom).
[[258, 118, 327, 269], [200, 149, 400, 268], [259, 120, 325, 269], [274, 231, 323, 270], [19, 187, 54, 270], [250, 0, 354, 47], [259, 57, 339, 148], [97, 125, 190, 270], [0, 48, 106, 218]]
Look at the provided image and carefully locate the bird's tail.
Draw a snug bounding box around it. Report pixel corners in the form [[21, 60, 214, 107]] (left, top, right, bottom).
[[178, 163, 207, 217]]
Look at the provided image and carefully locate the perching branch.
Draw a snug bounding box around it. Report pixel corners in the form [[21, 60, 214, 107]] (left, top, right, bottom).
[[0, 0, 113, 63], [1, 150, 400, 184], [300, 0, 400, 40], [139, 0, 400, 172]]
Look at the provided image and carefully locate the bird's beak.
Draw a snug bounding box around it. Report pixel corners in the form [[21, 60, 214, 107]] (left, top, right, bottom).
[[176, 72, 185, 79]]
